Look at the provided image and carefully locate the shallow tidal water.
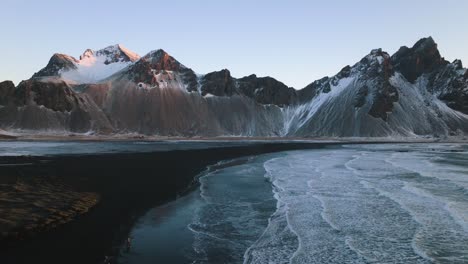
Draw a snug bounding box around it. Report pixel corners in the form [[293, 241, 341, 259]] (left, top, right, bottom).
[[119, 144, 468, 264]]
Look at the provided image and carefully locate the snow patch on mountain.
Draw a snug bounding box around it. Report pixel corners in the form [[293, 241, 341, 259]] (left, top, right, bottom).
[[282, 72, 468, 137], [60, 59, 129, 83], [151, 70, 188, 90], [115, 45, 140, 62], [60, 45, 140, 84], [283, 77, 355, 135], [387, 73, 468, 136]]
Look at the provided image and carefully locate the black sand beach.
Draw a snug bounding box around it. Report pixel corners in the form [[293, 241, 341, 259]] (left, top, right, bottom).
[[0, 141, 330, 264]]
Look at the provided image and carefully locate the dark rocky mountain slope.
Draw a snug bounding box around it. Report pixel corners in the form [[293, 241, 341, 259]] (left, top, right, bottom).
[[1, 37, 467, 137]]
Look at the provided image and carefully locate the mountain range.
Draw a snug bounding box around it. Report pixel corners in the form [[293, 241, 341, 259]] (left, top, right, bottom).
[[0, 37, 467, 137]]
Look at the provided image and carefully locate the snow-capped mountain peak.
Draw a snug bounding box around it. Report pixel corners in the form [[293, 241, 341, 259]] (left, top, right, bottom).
[[12, 37, 468, 137], [140, 49, 188, 70], [92, 44, 140, 64], [33, 44, 141, 84], [111, 48, 199, 91], [80, 49, 94, 60], [115, 44, 140, 62], [75, 44, 141, 67]]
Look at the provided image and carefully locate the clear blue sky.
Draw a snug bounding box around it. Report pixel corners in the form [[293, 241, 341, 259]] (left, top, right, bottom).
[[1, 0, 467, 88]]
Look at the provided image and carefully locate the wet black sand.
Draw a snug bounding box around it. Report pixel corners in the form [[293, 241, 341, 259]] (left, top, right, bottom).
[[0, 141, 330, 264]]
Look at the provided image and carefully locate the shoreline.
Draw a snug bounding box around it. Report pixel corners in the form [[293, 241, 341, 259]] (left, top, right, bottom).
[[2, 140, 468, 263], [0, 141, 333, 264], [1, 130, 468, 143]]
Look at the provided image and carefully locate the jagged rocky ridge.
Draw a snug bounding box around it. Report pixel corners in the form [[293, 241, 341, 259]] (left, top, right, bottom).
[[0, 37, 467, 137]]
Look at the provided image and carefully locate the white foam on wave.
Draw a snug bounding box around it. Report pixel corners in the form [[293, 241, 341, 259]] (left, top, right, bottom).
[[403, 183, 468, 233], [350, 150, 468, 262], [307, 163, 342, 232], [189, 155, 282, 263], [251, 145, 468, 263], [444, 202, 468, 232], [347, 153, 438, 262], [250, 150, 372, 263], [385, 152, 468, 234], [387, 152, 468, 190], [314, 151, 411, 263], [354, 178, 435, 262], [187, 144, 468, 263], [243, 156, 300, 264]]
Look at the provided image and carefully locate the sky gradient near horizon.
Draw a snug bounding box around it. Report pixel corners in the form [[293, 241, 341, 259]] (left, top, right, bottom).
[[1, 0, 467, 88]]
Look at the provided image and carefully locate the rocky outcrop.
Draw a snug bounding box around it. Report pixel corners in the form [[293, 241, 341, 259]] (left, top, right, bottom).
[[362, 49, 398, 121], [197, 70, 297, 105], [388, 38, 468, 116], [426, 60, 468, 115], [14, 79, 78, 112], [119, 51, 297, 107], [0, 81, 15, 105], [119, 49, 198, 92], [237, 74, 297, 106], [391, 37, 448, 83], [299, 65, 353, 103], [200, 69, 236, 96], [297, 49, 398, 121], [0, 79, 113, 133], [32, 54, 78, 78]]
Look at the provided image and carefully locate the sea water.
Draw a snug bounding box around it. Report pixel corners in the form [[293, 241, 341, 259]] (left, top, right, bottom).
[[120, 144, 468, 263]]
